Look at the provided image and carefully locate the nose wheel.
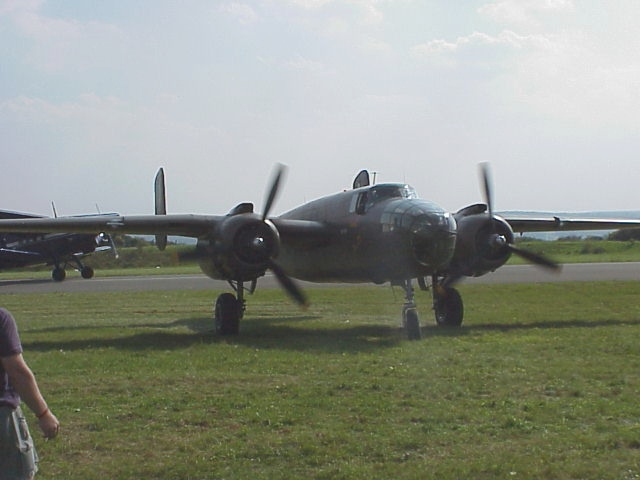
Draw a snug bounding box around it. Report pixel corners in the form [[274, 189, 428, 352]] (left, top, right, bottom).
[[402, 305, 421, 340], [400, 279, 422, 340]]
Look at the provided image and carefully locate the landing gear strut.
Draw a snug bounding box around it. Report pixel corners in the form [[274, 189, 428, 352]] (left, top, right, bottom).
[[400, 279, 421, 340], [214, 280, 256, 335]]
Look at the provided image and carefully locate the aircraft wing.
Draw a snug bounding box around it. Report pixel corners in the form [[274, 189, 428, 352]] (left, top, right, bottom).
[[0, 247, 42, 259], [0, 214, 224, 238], [504, 215, 640, 233], [0, 210, 41, 220], [0, 214, 333, 244]]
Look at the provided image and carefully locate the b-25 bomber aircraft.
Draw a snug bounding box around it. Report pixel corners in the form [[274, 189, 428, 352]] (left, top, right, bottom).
[[0, 164, 639, 339], [0, 209, 118, 282]]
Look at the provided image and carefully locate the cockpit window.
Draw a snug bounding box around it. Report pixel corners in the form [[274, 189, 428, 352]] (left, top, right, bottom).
[[353, 184, 418, 215], [368, 185, 417, 204]]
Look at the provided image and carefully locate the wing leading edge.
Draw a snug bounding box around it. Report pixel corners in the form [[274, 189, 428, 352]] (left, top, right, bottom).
[[0, 214, 223, 238], [504, 215, 640, 234], [0, 214, 333, 246]]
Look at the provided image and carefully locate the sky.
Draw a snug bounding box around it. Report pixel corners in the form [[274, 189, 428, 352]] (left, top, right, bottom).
[[1, 0, 639, 218]]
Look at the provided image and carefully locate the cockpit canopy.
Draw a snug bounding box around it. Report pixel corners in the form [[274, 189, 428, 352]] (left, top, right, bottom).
[[354, 184, 418, 214], [368, 184, 417, 202]]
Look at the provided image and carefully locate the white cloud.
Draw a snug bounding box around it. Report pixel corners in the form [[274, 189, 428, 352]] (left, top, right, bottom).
[[0, 0, 42, 16], [220, 2, 259, 25], [507, 31, 640, 132], [281, 55, 334, 75], [2, 1, 639, 214], [479, 0, 574, 26], [412, 30, 552, 58], [1, 0, 125, 73], [285, 0, 384, 25]]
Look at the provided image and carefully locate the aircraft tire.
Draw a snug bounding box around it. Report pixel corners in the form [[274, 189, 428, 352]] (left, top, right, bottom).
[[434, 287, 463, 327], [214, 293, 241, 335], [404, 308, 421, 340], [52, 267, 66, 282], [81, 266, 94, 279]]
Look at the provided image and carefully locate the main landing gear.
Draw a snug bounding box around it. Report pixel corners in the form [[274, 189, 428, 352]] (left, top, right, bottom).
[[214, 280, 256, 335], [51, 258, 95, 282], [398, 275, 464, 340]]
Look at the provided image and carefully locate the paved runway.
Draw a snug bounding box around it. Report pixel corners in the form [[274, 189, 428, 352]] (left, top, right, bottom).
[[1, 262, 639, 294]]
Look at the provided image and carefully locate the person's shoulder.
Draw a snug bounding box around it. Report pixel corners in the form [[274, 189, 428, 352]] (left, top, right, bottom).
[[0, 308, 16, 327]]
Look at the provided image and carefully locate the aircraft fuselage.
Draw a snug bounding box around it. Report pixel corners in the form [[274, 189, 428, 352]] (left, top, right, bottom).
[[276, 183, 457, 283]]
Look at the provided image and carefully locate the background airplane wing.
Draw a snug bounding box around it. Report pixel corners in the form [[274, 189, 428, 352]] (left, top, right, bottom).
[[0, 214, 224, 238], [0, 209, 42, 220], [504, 215, 640, 233], [0, 247, 42, 259]]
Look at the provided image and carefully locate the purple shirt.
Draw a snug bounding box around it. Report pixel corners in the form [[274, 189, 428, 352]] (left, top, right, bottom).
[[0, 308, 23, 408]]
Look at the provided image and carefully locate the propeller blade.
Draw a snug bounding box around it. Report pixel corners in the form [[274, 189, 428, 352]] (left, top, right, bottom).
[[107, 234, 119, 259], [479, 162, 493, 218], [263, 164, 286, 221], [269, 260, 308, 307], [507, 244, 561, 272]]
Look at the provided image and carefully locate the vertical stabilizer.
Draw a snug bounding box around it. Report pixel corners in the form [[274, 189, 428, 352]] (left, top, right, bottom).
[[154, 168, 168, 251]]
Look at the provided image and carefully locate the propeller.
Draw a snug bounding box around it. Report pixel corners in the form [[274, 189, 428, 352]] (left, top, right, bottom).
[[263, 164, 285, 221], [105, 233, 120, 259], [269, 261, 308, 306], [479, 162, 493, 220], [260, 164, 308, 307], [479, 163, 560, 272]]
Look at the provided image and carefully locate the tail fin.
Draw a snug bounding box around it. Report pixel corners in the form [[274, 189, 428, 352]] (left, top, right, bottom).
[[154, 168, 168, 251]]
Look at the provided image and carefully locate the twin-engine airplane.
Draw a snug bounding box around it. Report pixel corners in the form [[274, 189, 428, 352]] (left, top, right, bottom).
[[0, 210, 118, 281], [0, 164, 639, 339]]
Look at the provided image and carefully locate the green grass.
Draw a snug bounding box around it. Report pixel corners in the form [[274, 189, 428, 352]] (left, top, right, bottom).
[[2, 283, 640, 479], [508, 240, 640, 264]]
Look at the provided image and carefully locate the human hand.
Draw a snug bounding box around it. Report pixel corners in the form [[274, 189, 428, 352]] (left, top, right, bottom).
[[38, 410, 60, 439]]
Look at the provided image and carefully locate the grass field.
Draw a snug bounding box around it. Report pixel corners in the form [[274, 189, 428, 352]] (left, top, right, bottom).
[[2, 283, 639, 479], [6, 239, 640, 282], [509, 240, 640, 265]]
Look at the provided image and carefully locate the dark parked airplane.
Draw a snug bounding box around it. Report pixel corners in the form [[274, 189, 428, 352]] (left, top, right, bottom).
[[0, 210, 117, 282], [0, 164, 638, 339]]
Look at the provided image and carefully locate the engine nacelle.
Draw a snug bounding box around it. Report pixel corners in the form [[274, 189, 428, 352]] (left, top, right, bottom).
[[448, 212, 514, 277], [197, 214, 280, 282]]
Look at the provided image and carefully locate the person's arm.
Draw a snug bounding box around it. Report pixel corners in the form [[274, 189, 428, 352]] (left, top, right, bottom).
[[1, 353, 59, 439]]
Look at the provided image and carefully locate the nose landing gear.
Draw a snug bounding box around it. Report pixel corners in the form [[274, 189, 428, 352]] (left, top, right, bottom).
[[400, 279, 421, 340], [397, 275, 464, 339]]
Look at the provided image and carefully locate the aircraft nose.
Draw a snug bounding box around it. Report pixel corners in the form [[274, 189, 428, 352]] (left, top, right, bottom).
[[410, 212, 456, 268]]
